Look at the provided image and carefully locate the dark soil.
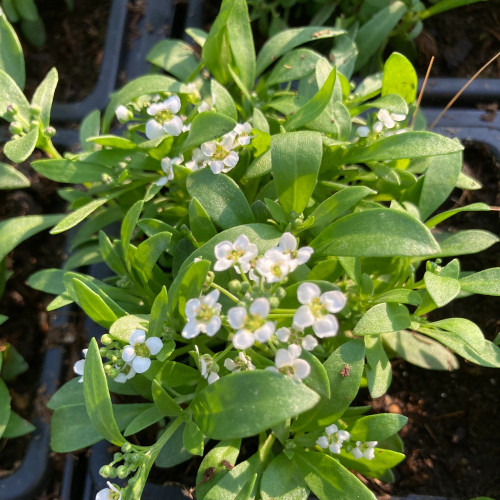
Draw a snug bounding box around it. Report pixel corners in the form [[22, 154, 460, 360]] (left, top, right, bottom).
[[22, 0, 111, 103], [416, 1, 500, 79]]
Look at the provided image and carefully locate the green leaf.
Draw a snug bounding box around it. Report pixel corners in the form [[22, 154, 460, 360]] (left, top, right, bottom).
[[109, 314, 148, 343], [50, 198, 109, 234], [103, 75, 190, 132], [382, 330, 459, 370], [261, 454, 308, 500], [285, 68, 336, 131], [2, 411, 35, 438], [311, 208, 440, 257], [419, 153, 462, 220], [121, 199, 144, 256], [146, 39, 200, 81], [374, 289, 421, 306], [47, 378, 84, 410], [338, 448, 405, 479], [256, 26, 344, 76], [149, 287, 169, 338], [460, 268, 500, 296], [211, 78, 237, 120], [246, 149, 271, 179], [135, 231, 171, 280], [354, 303, 411, 335], [4, 127, 38, 163], [0, 68, 29, 121], [83, 338, 125, 446], [192, 371, 320, 439], [15, 0, 38, 21], [266, 48, 322, 87], [124, 405, 162, 436], [31, 67, 58, 128], [180, 111, 236, 152], [87, 135, 137, 149], [428, 318, 485, 351], [294, 450, 376, 500], [0, 379, 11, 438], [152, 380, 183, 417], [0, 161, 30, 189], [0, 7, 25, 89], [354, 1, 408, 71], [156, 361, 201, 389], [0, 214, 63, 261], [425, 203, 490, 229], [431, 230, 499, 257], [308, 186, 374, 229], [364, 336, 392, 398], [186, 169, 254, 229], [424, 271, 460, 307], [189, 197, 217, 244], [301, 349, 330, 399], [349, 414, 407, 442], [155, 421, 192, 468], [271, 131, 322, 215], [80, 110, 101, 152], [344, 132, 463, 163], [183, 419, 204, 456], [31, 158, 114, 183], [381, 52, 417, 104], [27, 268, 66, 295], [1, 343, 28, 380]]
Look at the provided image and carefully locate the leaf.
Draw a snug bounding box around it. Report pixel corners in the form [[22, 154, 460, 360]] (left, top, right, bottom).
[[382, 330, 459, 370], [189, 197, 217, 244], [431, 230, 499, 257], [124, 405, 162, 436], [428, 318, 485, 351], [152, 380, 183, 417], [354, 1, 408, 71], [344, 132, 463, 163], [265, 48, 322, 87], [0, 8, 25, 89], [50, 198, 109, 234], [31, 158, 114, 183], [135, 231, 171, 280], [180, 111, 236, 152], [338, 448, 405, 479], [261, 454, 308, 500], [27, 268, 66, 295], [87, 135, 137, 149], [0, 214, 63, 261], [149, 287, 169, 339], [4, 127, 38, 163], [80, 110, 101, 152], [424, 271, 460, 307], [460, 268, 500, 296], [419, 153, 462, 220], [381, 52, 417, 104], [311, 208, 440, 257], [364, 336, 392, 398], [155, 421, 192, 468], [373, 289, 422, 306], [2, 411, 35, 438], [0, 68, 29, 121], [83, 338, 125, 446], [183, 419, 204, 455], [121, 199, 144, 258], [294, 450, 376, 500], [146, 39, 199, 81], [186, 169, 254, 229], [256, 26, 344, 76], [31, 67, 58, 128], [354, 303, 411, 335], [308, 186, 374, 229], [271, 131, 322, 215], [47, 378, 84, 410], [0, 379, 11, 439], [425, 203, 490, 229], [109, 315, 148, 343], [0, 161, 30, 189], [211, 78, 237, 120], [348, 414, 407, 442], [192, 371, 320, 439]]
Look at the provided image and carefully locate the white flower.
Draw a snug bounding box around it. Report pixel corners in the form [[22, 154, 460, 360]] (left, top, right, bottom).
[[73, 349, 88, 383], [201, 134, 239, 174], [373, 121, 384, 133], [214, 235, 258, 273], [376, 109, 406, 130], [271, 345, 310, 381], [233, 122, 253, 146], [145, 95, 183, 139], [185, 147, 209, 171], [113, 363, 136, 383], [195, 346, 219, 384], [351, 441, 378, 460], [228, 297, 275, 350], [121, 329, 163, 374], [302, 334, 318, 351], [275, 327, 291, 342], [276, 232, 313, 272], [182, 289, 222, 339], [256, 249, 291, 283], [156, 154, 183, 186], [115, 105, 132, 123], [224, 351, 255, 372], [96, 481, 121, 500], [357, 126, 370, 137], [293, 283, 346, 338], [316, 424, 350, 454]]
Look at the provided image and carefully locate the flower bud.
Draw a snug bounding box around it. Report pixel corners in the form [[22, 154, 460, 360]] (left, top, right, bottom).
[[122, 442, 133, 453], [203, 271, 214, 290], [228, 280, 242, 293], [241, 282, 250, 293], [107, 467, 117, 478], [275, 287, 287, 300], [45, 126, 56, 137], [269, 296, 280, 309], [101, 334, 113, 345], [108, 367, 118, 378], [115, 105, 133, 123], [99, 347, 108, 357], [117, 465, 128, 479], [8, 121, 23, 135], [99, 465, 111, 477], [30, 104, 41, 116], [6, 103, 17, 116], [113, 452, 123, 461], [104, 364, 113, 374]]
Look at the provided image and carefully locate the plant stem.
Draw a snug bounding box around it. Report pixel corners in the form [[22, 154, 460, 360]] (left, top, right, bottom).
[[211, 283, 239, 303]]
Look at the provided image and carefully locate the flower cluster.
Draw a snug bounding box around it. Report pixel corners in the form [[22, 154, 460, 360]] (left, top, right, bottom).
[[357, 108, 407, 138], [316, 424, 377, 460]]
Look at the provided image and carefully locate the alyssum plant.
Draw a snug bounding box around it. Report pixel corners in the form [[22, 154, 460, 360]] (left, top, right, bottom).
[[0, 0, 498, 498]]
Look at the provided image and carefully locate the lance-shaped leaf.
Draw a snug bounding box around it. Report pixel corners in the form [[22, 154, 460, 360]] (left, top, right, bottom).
[[0, 68, 29, 121], [31, 67, 58, 128], [0, 8, 25, 89], [0, 162, 30, 189], [460, 268, 500, 296]]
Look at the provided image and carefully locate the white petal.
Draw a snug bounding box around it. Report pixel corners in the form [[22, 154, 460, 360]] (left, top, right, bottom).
[[234, 234, 250, 250], [129, 329, 146, 345], [227, 307, 247, 329], [275, 348, 293, 368], [392, 113, 406, 122], [96, 488, 112, 500], [278, 232, 297, 252], [313, 315, 339, 338], [377, 109, 390, 122], [321, 290, 346, 313], [357, 126, 369, 137], [325, 424, 338, 436], [233, 330, 255, 350], [115, 105, 130, 122], [114, 372, 127, 384], [223, 151, 239, 168], [296, 247, 313, 264], [316, 436, 329, 449], [132, 356, 151, 374], [224, 358, 237, 371], [213, 257, 233, 271], [288, 344, 302, 359], [351, 447, 363, 459], [198, 102, 210, 113], [292, 360, 310, 380], [164, 95, 181, 113], [204, 289, 220, 306], [297, 282, 320, 304], [338, 430, 350, 442], [302, 335, 318, 351], [207, 372, 219, 384], [163, 116, 184, 136], [373, 121, 383, 133], [185, 298, 200, 319], [275, 327, 290, 342], [199, 358, 207, 377], [254, 322, 275, 343], [145, 337, 163, 355], [364, 447, 376, 460], [145, 119, 165, 140], [122, 345, 136, 363], [214, 241, 232, 259], [293, 305, 315, 330], [147, 103, 163, 116], [209, 160, 225, 174], [201, 142, 216, 157], [250, 297, 270, 318], [182, 320, 201, 339], [329, 442, 342, 454], [73, 359, 85, 376], [205, 316, 221, 336], [156, 176, 168, 187]]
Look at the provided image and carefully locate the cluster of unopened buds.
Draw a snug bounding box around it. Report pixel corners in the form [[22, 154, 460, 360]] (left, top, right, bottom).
[[316, 424, 378, 460], [357, 108, 407, 138]]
